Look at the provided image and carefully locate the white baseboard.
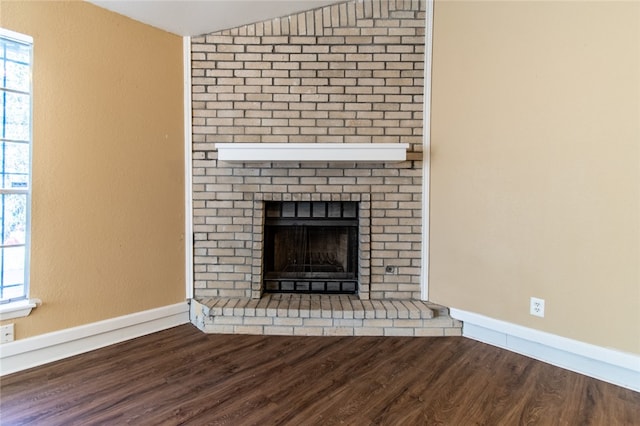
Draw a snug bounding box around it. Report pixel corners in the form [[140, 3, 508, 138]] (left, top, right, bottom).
[[0, 302, 190, 376], [450, 308, 640, 393]]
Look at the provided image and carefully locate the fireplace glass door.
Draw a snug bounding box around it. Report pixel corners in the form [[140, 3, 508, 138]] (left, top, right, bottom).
[[263, 201, 358, 294]]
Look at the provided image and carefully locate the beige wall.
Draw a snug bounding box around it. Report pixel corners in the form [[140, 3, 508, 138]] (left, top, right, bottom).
[[430, 1, 639, 354], [1, 1, 185, 339]]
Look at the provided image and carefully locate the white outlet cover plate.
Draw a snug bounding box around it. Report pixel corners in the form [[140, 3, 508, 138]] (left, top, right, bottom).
[[530, 297, 545, 318], [1, 323, 15, 343]]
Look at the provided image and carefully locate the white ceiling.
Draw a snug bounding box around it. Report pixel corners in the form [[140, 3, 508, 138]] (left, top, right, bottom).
[[88, 0, 343, 37]]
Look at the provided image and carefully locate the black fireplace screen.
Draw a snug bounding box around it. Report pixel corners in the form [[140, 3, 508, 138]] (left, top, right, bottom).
[[263, 201, 358, 294]]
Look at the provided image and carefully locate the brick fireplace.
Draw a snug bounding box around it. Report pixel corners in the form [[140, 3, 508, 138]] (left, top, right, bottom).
[[189, 0, 462, 336]]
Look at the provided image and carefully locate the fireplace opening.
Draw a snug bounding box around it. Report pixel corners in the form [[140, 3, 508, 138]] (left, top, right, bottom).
[[263, 201, 358, 294]]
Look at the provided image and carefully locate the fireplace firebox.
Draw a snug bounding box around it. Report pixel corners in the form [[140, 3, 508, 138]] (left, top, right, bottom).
[[263, 201, 359, 294]]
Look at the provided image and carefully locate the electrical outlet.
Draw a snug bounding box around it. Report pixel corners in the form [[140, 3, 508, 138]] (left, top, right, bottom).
[[530, 297, 545, 318], [1, 323, 15, 343]]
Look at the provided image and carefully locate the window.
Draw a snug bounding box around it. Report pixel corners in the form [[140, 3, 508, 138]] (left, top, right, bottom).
[[1, 29, 32, 305]]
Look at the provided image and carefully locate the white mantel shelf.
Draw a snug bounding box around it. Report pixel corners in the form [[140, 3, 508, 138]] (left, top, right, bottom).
[[215, 143, 410, 162]]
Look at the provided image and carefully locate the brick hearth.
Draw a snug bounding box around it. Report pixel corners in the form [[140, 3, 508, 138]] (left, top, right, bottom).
[[191, 295, 462, 337]]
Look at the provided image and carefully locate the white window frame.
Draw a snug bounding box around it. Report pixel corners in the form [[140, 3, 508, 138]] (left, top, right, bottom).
[[0, 28, 38, 320]]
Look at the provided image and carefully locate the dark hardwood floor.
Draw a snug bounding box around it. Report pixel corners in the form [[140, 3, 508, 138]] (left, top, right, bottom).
[[1, 324, 638, 425]]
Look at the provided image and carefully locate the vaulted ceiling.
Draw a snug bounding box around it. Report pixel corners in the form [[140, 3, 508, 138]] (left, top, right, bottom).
[[88, 0, 344, 36]]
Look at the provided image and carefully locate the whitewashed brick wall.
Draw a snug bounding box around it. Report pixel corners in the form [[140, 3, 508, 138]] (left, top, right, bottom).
[[192, 0, 426, 300]]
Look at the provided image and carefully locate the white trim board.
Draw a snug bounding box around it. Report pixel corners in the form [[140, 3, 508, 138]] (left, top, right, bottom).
[[215, 143, 409, 163], [183, 35, 194, 300], [0, 302, 189, 376], [420, 0, 434, 301], [0, 298, 41, 321], [450, 308, 640, 393]]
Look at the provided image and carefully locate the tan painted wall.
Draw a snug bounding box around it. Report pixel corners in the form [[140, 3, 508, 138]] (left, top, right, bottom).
[[430, 1, 639, 354], [1, 1, 185, 339]]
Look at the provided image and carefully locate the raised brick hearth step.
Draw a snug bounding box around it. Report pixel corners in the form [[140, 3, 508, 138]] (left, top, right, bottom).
[[190, 294, 462, 337]]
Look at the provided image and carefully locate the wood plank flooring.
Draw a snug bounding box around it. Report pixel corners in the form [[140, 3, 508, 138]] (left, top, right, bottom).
[[1, 324, 638, 425]]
